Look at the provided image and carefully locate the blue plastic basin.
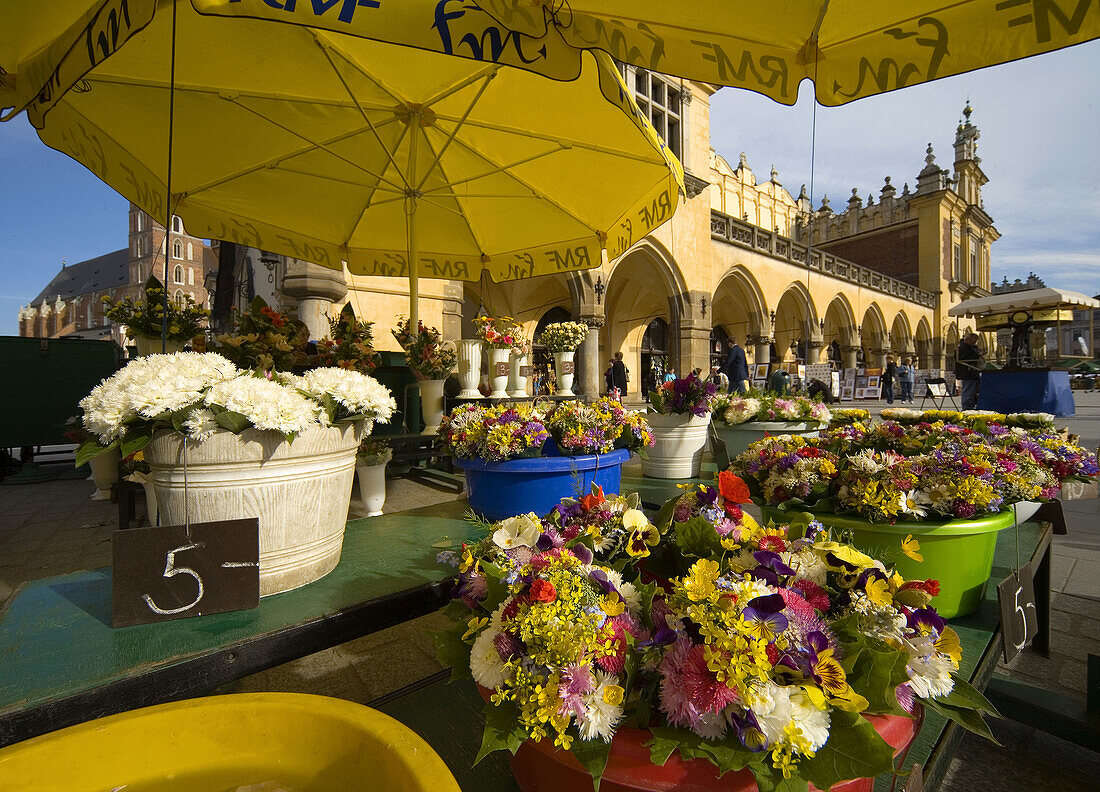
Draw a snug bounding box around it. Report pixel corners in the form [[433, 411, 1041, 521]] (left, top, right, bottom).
[[454, 448, 631, 521]]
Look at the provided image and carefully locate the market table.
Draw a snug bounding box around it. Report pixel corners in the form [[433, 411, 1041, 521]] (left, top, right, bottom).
[[0, 500, 480, 748], [977, 369, 1074, 416], [373, 518, 1052, 792]]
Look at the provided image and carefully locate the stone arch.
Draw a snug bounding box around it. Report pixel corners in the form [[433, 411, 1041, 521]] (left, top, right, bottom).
[[944, 324, 960, 372], [604, 241, 685, 400], [713, 264, 768, 342], [890, 311, 913, 355], [860, 303, 888, 365], [774, 283, 818, 363], [823, 293, 857, 348], [915, 316, 933, 369]]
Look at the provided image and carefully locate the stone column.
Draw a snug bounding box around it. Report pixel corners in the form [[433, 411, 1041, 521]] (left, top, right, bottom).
[[807, 339, 826, 364], [749, 336, 774, 370], [872, 348, 890, 369], [578, 315, 605, 400], [440, 281, 464, 342], [280, 259, 348, 341], [841, 345, 860, 370]]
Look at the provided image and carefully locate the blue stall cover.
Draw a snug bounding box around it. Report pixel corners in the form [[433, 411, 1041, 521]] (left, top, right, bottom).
[[977, 370, 1074, 416]]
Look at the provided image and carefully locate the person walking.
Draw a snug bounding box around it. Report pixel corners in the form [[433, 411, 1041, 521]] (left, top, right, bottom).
[[721, 337, 749, 394], [898, 356, 916, 403], [612, 351, 628, 398], [956, 333, 984, 410], [710, 365, 729, 391], [882, 355, 897, 404], [604, 359, 618, 400]]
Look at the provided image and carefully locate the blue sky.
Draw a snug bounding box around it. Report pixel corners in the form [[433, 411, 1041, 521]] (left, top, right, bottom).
[[1, 40, 1098, 335]]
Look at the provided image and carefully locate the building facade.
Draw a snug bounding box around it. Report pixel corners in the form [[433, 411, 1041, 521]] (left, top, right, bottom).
[[18, 205, 214, 345]]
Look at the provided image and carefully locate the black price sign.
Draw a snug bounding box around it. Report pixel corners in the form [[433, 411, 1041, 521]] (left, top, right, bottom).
[[997, 561, 1038, 663], [519, 365, 533, 377], [112, 518, 260, 627], [494, 361, 510, 376], [560, 360, 575, 374]]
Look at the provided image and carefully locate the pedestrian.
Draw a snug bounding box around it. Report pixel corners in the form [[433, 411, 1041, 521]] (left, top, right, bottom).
[[898, 356, 916, 403], [882, 355, 897, 404], [956, 333, 984, 410], [611, 351, 628, 397], [721, 337, 749, 394], [604, 359, 616, 398], [662, 368, 676, 384], [710, 365, 729, 391]]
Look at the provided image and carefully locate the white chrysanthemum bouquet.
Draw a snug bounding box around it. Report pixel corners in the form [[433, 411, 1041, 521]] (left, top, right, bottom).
[[76, 352, 396, 466]]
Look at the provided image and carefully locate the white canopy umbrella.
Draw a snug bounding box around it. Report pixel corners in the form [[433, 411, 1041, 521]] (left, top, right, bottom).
[[949, 288, 1100, 317]]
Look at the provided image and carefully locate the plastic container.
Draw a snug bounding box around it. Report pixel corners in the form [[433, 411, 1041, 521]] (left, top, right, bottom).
[[764, 506, 1016, 618], [455, 448, 631, 521], [0, 693, 460, 792], [714, 421, 823, 461]]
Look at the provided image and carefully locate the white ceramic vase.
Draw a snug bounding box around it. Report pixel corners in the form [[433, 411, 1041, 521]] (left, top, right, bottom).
[[145, 421, 366, 597], [642, 412, 711, 479], [88, 448, 120, 501], [356, 457, 390, 517], [713, 421, 823, 461], [418, 378, 446, 434], [509, 352, 530, 397], [457, 338, 483, 398], [133, 336, 186, 356], [488, 347, 511, 399], [554, 350, 576, 396]]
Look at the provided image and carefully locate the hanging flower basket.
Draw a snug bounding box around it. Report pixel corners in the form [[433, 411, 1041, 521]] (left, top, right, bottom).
[[763, 505, 1016, 618], [455, 448, 631, 522]]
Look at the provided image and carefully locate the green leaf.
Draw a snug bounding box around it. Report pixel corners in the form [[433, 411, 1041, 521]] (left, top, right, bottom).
[[644, 726, 693, 766], [923, 699, 1001, 744], [653, 494, 680, 532], [753, 766, 810, 792], [474, 700, 526, 764], [937, 674, 1001, 716], [430, 627, 472, 679], [673, 515, 723, 558], [75, 438, 118, 468], [120, 427, 153, 459], [570, 736, 613, 791], [635, 579, 659, 630], [799, 711, 896, 791], [694, 731, 755, 775], [213, 409, 250, 433], [851, 644, 913, 714]]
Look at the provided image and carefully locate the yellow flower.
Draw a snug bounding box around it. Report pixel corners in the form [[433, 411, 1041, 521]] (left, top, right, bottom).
[[865, 576, 892, 607], [602, 685, 625, 706], [462, 616, 488, 641], [901, 534, 924, 562], [935, 627, 962, 667], [601, 593, 625, 617], [682, 559, 721, 603], [816, 540, 875, 568]]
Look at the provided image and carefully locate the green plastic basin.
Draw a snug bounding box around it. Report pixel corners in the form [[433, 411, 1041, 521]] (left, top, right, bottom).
[[762, 506, 1016, 618]]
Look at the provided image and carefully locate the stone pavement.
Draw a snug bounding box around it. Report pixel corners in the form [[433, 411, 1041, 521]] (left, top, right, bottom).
[[1, 408, 1097, 789]]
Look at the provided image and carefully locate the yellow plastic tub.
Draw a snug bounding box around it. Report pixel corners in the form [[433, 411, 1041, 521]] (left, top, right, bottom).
[[0, 693, 460, 792]]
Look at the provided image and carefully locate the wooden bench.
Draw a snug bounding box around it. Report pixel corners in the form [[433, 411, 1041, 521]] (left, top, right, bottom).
[[0, 500, 480, 747]]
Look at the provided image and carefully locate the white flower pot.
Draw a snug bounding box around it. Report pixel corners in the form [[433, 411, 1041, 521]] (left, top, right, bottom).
[[141, 479, 158, 524], [418, 378, 446, 434], [457, 338, 483, 398], [714, 421, 823, 460], [509, 352, 530, 397], [145, 421, 365, 597], [641, 412, 711, 479], [88, 448, 120, 501], [357, 461, 388, 517], [553, 350, 575, 396], [133, 336, 186, 356], [1011, 500, 1043, 526], [488, 347, 511, 399]]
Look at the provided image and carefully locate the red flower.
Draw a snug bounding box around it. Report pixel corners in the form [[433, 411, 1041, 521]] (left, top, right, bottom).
[[580, 485, 606, 512], [529, 580, 557, 603], [718, 470, 751, 505], [899, 579, 941, 597], [758, 535, 788, 553]]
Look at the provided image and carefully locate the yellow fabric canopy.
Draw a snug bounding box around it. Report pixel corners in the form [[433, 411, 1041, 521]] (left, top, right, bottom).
[[176, 0, 1100, 106], [0, 0, 682, 324]]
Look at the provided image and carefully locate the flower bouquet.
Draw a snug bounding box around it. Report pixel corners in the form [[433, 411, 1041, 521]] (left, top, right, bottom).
[[543, 398, 655, 456], [715, 394, 832, 427], [435, 486, 998, 792], [392, 317, 457, 380], [827, 409, 870, 428], [475, 315, 528, 353], [76, 352, 397, 595], [102, 275, 207, 347], [213, 297, 311, 372], [536, 322, 590, 353], [313, 303, 381, 376], [644, 373, 717, 479], [440, 402, 551, 462]]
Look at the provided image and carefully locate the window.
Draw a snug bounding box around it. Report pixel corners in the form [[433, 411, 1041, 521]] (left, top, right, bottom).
[[969, 240, 978, 283], [953, 244, 961, 281], [187, 268, 194, 285], [172, 216, 181, 233], [173, 289, 184, 307], [186, 242, 193, 261], [626, 67, 682, 161], [136, 212, 146, 232], [173, 240, 182, 259], [174, 264, 184, 284]]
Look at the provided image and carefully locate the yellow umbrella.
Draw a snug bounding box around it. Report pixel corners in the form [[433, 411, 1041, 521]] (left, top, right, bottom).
[[0, 0, 682, 326], [193, 0, 1100, 106]]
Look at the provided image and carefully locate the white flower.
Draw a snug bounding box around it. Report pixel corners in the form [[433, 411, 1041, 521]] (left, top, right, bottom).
[[748, 681, 830, 754], [492, 513, 541, 549], [205, 374, 321, 436], [692, 711, 728, 740], [619, 581, 641, 613], [577, 670, 624, 741], [723, 397, 761, 425], [294, 368, 396, 423], [470, 628, 510, 689], [183, 408, 219, 441], [903, 634, 956, 700], [783, 548, 829, 585]]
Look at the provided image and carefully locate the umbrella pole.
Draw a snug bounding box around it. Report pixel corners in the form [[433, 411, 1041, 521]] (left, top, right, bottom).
[[407, 112, 420, 330], [161, 0, 180, 353]]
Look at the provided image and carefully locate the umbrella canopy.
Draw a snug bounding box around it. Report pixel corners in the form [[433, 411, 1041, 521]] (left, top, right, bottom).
[[0, 0, 682, 325], [185, 0, 1100, 106], [948, 288, 1100, 317]]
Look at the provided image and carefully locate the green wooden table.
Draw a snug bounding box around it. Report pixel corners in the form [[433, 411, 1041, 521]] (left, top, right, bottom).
[[0, 500, 480, 747], [619, 458, 718, 509]]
